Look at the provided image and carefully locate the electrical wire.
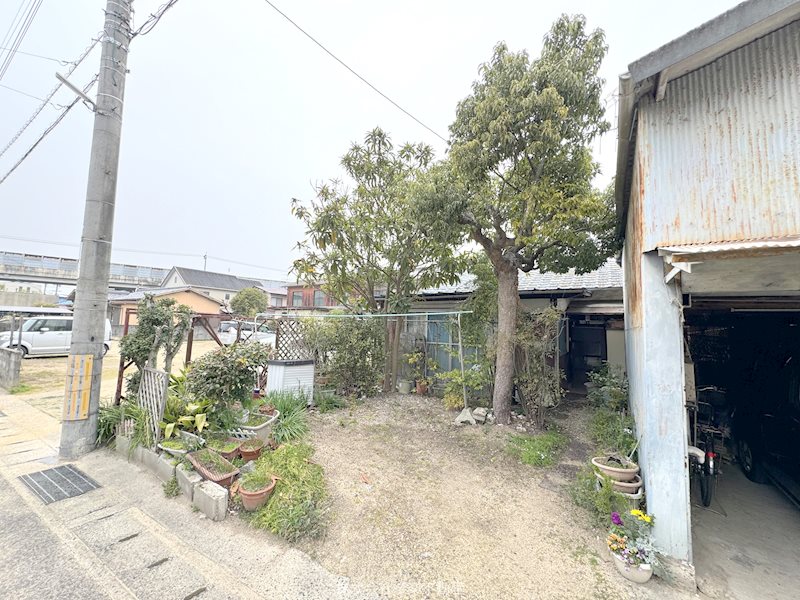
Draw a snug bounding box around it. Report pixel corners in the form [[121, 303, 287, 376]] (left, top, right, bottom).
[[0, 82, 62, 107], [0, 46, 70, 65], [0, 0, 43, 82], [0, 235, 290, 274], [132, 0, 181, 38], [0, 35, 101, 161], [261, 0, 447, 143], [0, 76, 98, 186]]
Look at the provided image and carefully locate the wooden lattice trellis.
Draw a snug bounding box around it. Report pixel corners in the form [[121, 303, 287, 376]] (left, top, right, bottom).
[[274, 319, 312, 361], [138, 367, 169, 447]]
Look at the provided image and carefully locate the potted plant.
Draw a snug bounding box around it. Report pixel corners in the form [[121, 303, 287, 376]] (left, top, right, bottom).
[[607, 509, 661, 583], [158, 437, 191, 457], [239, 437, 265, 461], [186, 448, 240, 488], [205, 435, 242, 461], [240, 409, 280, 441], [407, 351, 437, 395], [592, 454, 640, 482], [238, 471, 279, 512]]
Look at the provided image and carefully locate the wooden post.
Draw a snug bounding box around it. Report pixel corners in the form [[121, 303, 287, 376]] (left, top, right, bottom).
[[185, 320, 195, 365]]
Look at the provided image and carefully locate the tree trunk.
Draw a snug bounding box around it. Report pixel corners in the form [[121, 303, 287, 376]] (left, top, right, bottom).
[[492, 265, 519, 425]]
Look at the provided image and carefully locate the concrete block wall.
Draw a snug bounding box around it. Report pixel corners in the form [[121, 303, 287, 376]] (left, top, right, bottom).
[[0, 347, 22, 390]]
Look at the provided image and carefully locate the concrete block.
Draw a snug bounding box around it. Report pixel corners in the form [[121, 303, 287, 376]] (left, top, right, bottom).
[[115, 435, 131, 458], [240, 460, 256, 474], [153, 453, 176, 483], [139, 447, 160, 471], [176, 463, 202, 501], [193, 480, 228, 521]]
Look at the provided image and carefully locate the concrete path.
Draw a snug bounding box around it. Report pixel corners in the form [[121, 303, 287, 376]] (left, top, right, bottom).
[[0, 394, 377, 600]]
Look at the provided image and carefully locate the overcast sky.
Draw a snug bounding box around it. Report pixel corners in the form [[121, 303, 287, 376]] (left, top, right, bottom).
[[0, 0, 741, 280]]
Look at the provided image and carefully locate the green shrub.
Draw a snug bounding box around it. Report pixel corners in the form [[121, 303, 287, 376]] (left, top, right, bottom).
[[247, 443, 328, 541], [96, 400, 152, 453], [303, 316, 384, 397], [314, 391, 346, 413], [569, 466, 627, 527], [587, 364, 628, 412], [507, 430, 567, 467], [590, 407, 636, 457], [186, 342, 271, 406], [440, 363, 490, 410]]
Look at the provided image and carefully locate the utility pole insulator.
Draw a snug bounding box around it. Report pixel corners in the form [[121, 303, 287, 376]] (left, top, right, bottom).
[[60, 0, 133, 459]]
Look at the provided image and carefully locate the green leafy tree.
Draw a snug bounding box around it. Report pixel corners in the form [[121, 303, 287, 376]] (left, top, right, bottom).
[[292, 127, 462, 391], [414, 16, 616, 424], [119, 296, 192, 396], [230, 287, 268, 317]]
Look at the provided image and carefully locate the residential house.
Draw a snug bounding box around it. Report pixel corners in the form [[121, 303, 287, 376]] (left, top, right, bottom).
[[615, 0, 800, 581], [412, 258, 625, 386], [284, 282, 339, 311], [161, 266, 285, 307], [108, 287, 223, 336]]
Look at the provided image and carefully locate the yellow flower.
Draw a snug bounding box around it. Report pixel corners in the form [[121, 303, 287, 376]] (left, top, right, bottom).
[[630, 509, 643, 517], [642, 515, 652, 523]]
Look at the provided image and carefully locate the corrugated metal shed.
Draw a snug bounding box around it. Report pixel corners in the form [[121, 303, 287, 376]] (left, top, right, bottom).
[[418, 259, 623, 297], [637, 20, 800, 251]]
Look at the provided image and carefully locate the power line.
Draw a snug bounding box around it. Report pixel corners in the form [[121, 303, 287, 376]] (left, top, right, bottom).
[[0, 46, 70, 64], [0, 234, 290, 274], [0, 0, 43, 82], [0, 76, 97, 186], [0, 81, 62, 107], [132, 0, 181, 38], [261, 0, 447, 144], [0, 35, 101, 160]]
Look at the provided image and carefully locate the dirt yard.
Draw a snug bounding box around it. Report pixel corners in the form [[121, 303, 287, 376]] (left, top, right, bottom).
[[10, 339, 221, 419], [307, 394, 696, 600]]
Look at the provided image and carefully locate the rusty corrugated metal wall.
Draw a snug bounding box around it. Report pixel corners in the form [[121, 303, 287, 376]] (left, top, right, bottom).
[[636, 19, 800, 251]]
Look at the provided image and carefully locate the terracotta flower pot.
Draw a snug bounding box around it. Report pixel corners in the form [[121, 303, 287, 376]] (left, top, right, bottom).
[[240, 439, 265, 461], [592, 455, 640, 482], [215, 438, 242, 461], [239, 476, 278, 512], [611, 552, 653, 584], [416, 381, 429, 395]]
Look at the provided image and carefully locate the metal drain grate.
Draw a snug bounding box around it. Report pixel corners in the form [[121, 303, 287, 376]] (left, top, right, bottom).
[[19, 465, 100, 504]]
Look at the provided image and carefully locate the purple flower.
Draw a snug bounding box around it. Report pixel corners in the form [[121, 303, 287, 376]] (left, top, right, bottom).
[[611, 512, 622, 525]]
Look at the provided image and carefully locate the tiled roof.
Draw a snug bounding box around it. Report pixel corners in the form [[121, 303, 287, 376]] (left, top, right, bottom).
[[419, 259, 623, 296], [109, 286, 223, 304], [167, 266, 262, 291]]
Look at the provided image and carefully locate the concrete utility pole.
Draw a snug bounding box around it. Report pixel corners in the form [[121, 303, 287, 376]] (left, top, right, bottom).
[[60, 0, 133, 459]]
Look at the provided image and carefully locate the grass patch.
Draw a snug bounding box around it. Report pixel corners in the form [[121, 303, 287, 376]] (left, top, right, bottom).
[[192, 448, 235, 475], [9, 383, 33, 394], [206, 437, 240, 453], [246, 442, 327, 542], [314, 391, 347, 413], [507, 430, 567, 467], [270, 391, 309, 444], [163, 476, 180, 498], [589, 408, 636, 456]]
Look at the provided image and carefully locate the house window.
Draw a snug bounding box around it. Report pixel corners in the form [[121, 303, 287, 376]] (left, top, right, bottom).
[[174, 277, 178, 284], [224, 293, 230, 300], [425, 314, 479, 373], [313, 290, 326, 306], [292, 291, 303, 307]]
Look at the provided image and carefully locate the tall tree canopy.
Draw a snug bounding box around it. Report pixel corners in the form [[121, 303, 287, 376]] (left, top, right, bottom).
[[230, 287, 268, 317], [414, 15, 616, 424], [293, 127, 461, 390]]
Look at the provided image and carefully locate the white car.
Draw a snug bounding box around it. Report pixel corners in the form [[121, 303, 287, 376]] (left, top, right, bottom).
[[218, 320, 276, 347], [0, 316, 111, 357]]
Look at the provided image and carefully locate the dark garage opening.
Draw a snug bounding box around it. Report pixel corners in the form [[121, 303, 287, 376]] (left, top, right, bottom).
[[683, 302, 800, 599]]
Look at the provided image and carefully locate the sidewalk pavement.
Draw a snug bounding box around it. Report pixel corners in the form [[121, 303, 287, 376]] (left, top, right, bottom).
[[0, 393, 377, 600]]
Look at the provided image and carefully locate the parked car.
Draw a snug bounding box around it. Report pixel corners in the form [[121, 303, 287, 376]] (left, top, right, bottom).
[[0, 316, 112, 357], [734, 352, 800, 507], [218, 320, 275, 347]]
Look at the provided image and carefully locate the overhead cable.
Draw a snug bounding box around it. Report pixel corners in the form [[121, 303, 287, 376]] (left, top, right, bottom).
[[0, 0, 43, 82], [0, 35, 101, 160], [0, 76, 98, 186], [261, 0, 447, 143]]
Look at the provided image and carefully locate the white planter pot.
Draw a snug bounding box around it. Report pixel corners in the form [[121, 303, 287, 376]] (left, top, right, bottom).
[[611, 552, 653, 584], [239, 410, 280, 442]]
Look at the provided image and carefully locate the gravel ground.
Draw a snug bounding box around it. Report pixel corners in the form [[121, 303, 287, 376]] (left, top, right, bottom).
[[307, 393, 699, 600]]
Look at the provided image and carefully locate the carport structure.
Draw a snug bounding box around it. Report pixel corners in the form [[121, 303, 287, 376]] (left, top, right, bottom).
[[614, 0, 800, 586]]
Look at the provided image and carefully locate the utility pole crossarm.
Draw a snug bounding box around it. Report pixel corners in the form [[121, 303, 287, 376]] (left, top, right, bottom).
[[60, 0, 133, 459]]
